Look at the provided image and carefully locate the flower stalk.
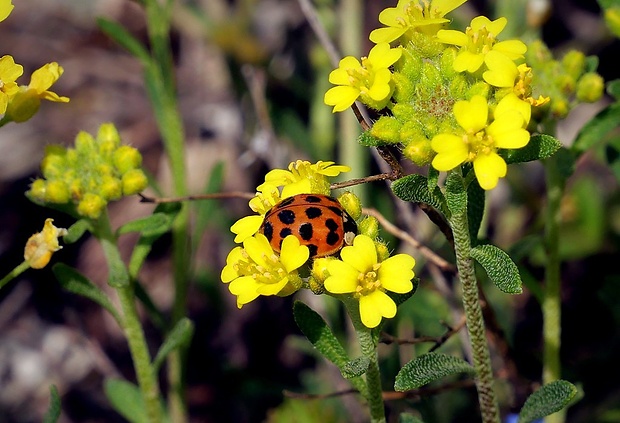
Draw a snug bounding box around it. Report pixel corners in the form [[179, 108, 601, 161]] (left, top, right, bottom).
[[448, 189, 500, 423]]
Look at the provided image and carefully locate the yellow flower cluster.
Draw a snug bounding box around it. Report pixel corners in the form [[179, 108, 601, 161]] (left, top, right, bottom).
[[324, 0, 559, 190], [0, 1, 69, 125], [28, 123, 148, 219], [221, 160, 417, 328]]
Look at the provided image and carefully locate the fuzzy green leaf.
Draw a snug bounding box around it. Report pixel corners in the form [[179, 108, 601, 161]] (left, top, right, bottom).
[[153, 318, 195, 372], [104, 379, 148, 423], [502, 134, 562, 164], [293, 301, 367, 395], [606, 79, 620, 100], [398, 414, 426, 423], [64, 220, 92, 244], [42, 385, 61, 423], [394, 352, 476, 391], [53, 263, 122, 324], [572, 102, 620, 153], [342, 356, 370, 379], [97, 18, 151, 65], [470, 244, 523, 294], [117, 213, 174, 237], [391, 174, 448, 215], [518, 380, 578, 423], [445, 172, 467, 216]]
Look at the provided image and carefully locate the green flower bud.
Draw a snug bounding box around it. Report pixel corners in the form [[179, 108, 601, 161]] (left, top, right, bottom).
[[392, 103, 417, 121], [370, 116, 402, 144], [562, 50, 586, 80], [557, 74, 575, 94], [100, 176, 123, 201], [41, 153, 66, 179], [392, 72, 416, 103], [375, 240, 390, 262], [5, 88, 41, 123], [604, 7, 620, 38], [550, 98, 569, 119], [309, 257, 332, 294], [576, 72, 604, 103], [467, 82, 490, 100], [403, 137, 434, 166], [114, 146, 143, 174], [77, 193, 107, 219], [122, 169, 148, 195], [525, 40, 553, 67], [75, 131, 96, 153], [337, 191, 362, 220], [45, 180, 71, 203], [29, 179, 47, 202], [358, 216, 379, 239]]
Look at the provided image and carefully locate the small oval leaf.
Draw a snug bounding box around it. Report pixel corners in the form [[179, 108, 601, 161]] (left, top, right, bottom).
[[394, 352, 476, 391], [502, 134, 562, 164], [117, 213, 174, 237], [471, 244, 523, 294], [391, 174, 448, 215], [104, 379, 148, 423], [518, 380, 578, 423], [342, 356, 370, 379]]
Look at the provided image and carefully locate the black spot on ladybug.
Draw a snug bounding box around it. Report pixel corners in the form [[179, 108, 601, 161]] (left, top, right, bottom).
[[262, 221, 274, 241], [298, 223, 313, 241], [307, 244, 318, 257], [325, 218, 339, 231], [304, 195, 322, 203], [305, 207, 322, 219], [278, 209, 296, 224], [326, 231, 340, 246], [328, 206, 343, 215], [279, 227, 293, 239]]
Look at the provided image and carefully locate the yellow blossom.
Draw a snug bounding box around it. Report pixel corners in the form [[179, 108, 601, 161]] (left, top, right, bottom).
[[0, 0, 13, 22], [431, 95, 530, 190], [231, 183, 282, 243], [24, 219, 68, 269], [369, 0, 467, 43], [437, 16, 527, 73], [0, 55, 23, 114], [324, 235, 416, 328], [221, 234, 310, 308], [324, 43, 402, 112]]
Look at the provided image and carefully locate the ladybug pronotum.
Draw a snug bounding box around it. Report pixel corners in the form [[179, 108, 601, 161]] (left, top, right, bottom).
[[259, 193, 357, 258]]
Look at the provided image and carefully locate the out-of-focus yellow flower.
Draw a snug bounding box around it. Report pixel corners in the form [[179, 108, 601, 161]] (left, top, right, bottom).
[[0, 55, 23, 114], [431, 95, 530, 190], [0, 0, 13, 22], [24, 219, 68, 269], [369, 0, 467, 43], [221, 234, 309, 308], [324, 235, 416, 328], [437, 16, 527, 73], [6, 62, 69, 122], [324, 43, 402, 112]]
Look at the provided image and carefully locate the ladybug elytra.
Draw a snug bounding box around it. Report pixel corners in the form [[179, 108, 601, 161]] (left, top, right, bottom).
[[259, 193, 357, 258]]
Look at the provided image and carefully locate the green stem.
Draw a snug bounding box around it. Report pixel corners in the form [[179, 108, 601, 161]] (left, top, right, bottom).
[[449, 206, 500, 423], [0, 261, 31, 290], [96, 212, 164, 423], [542, 155, 564, 423], [343, 299, 386, 423]]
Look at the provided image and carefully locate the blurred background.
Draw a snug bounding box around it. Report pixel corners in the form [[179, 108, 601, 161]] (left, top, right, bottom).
[[0, 0, 619, 422]]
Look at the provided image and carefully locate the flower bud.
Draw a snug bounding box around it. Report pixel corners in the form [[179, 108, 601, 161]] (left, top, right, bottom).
[[29, 179, 47, 201], [374, 240, 391, 262], [24, 219, 67, 269], [358, 216, 379, 239], [562, 50, 586, 80], [309, 257, 333, 294], [77, 193, 106, 219], [122, 169, 148, 195], [576, 72, 604, 103], [403, 137, 434, 166], [337, 191, 362, 220], [604, 7, 620, 38], [45, 180, 71, 203], [370, 116, 402, 144], [100, 176, 122, 201], [75, 131, 96, 153], [114, 146, 143, 174]]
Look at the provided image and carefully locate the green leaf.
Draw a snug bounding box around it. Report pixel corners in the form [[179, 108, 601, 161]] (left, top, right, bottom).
[[117, 213, 175, 237], [293, 301, 367, 395], [467, 178, 485, 245], [153, 318, 195, 372], [572, 102, 620, 153], [53, 263, 122, 324], [502, 134, 562, 164], [518, 380, 578, 423], [445, 172, 467, 216], [606, 79, 620, 100], [470, 244, 523, 294], [391, 174, 448, 215], [42, 385, 61, 423], [97, 18, 151, 65], [64, 220, 92, 244], [342, 356, 370, 379], [394, 352, 476, 391], [398, 414, 426, 423], [100, 237, 130, 288], [104, 379, 148, 423]]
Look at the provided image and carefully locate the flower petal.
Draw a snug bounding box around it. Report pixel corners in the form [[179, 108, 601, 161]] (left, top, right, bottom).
[[324, 85, 360, 112], [230, 215, 264, 243], [280, 236, 310, 272], [340, 235, 376, 273], [378, 254, 415, 293], [436, 29, 469, 46], [473, 153, 507, 190], [325, 260, 360, 293], [454, 96, 488, 132], [431, 134, 468, 171], [359, 290, 396, 328]]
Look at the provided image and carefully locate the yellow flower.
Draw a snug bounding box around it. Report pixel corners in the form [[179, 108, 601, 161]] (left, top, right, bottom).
[[221, 234, 310, 308], [231, 183, 282, 243], [0, 55, 23, 114], [437, 16, 527, 73], [369, 0, 467, 43], [431, 95, 530, 190], [0, 0, 13, 22], [24, 219, 68, 269], [324, 235, 416, 328], [324, 43, 402, 112]]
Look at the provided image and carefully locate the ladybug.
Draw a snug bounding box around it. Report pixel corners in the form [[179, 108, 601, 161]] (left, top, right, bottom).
[[259, 193, 357, 258]]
